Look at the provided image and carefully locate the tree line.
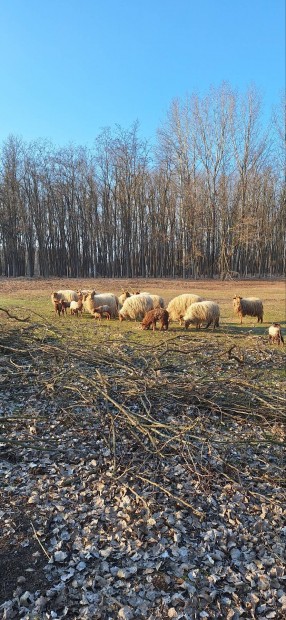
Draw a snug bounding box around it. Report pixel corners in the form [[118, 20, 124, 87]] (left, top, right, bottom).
[[0, 84, 284, 279]]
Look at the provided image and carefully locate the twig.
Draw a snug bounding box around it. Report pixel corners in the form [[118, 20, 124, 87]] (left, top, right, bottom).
[[30, 521, 51, 560]]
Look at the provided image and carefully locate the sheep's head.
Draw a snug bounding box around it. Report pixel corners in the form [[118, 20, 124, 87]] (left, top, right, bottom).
[[233, 295, 242, 310], [119, 311, 126, 322]]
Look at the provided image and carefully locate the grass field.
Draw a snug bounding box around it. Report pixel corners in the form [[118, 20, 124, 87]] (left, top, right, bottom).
[[0, 277, 285, 617]]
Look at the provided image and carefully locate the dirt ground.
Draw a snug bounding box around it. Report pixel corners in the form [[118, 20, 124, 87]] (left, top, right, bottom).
[[0, 275, 285, 301]]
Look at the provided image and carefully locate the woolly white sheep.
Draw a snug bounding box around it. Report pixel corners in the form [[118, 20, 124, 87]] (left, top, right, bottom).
[[233, 295, 263, 324], [83, 291, 118, 318], [184, 301, 220, 330], [119, 294, 154, 321], [51, 290, 78, 304], [269, 323, 284, 345], [118, 291, 132, 308], [118, 290, 155, 309], [167, 293, 204, 324], [142, 293, 165, 309]]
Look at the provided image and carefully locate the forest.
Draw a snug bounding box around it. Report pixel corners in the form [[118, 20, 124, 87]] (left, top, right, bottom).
[[0, 84, 285, 279]]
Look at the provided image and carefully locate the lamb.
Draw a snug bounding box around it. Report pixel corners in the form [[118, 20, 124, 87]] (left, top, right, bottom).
[[119, 294, 154, 322], [83, 291, 119, 318], [141, 308, 169, 331], [70, 295, 83, 317], [167, 293, 204, 324], [269, 323, 284, 345], [60, 300, 69, 315], [94, 305, 111, 320], [233, 295, 263, 324], [53, 299, 63, 317], [184, 301, 220, 330]]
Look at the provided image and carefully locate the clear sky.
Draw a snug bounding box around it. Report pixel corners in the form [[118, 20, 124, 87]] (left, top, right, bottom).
[[0, 0, 284, 147]]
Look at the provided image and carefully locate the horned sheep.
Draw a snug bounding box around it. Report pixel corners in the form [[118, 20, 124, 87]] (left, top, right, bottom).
[[269, 323, 284, 345], [119, 294, 154, 322], [118, 291, 132, 308], [118, 290, 164, 310], [233, 295, 263, 324], [184, 301, 220, 330], [167, 293, 204, 324]]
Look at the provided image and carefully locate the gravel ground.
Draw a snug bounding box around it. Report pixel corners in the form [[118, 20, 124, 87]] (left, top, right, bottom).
[[0, 321, 285, 619]]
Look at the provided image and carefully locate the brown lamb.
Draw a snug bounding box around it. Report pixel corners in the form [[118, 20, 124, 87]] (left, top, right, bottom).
[[141, 308, 169, 331]]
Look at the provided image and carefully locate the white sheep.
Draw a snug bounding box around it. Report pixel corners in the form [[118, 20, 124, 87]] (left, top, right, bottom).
[[184, 301, 220, 330], [233, 295, 263, 324], [83, 291, 119, 318], [119, 294, 154, 321], [118, 291, 132, 308], [51, 290, 78, 304], [269, 323, 284, 345], [142, 293, 165, 309], [167, 293, 204, 324]]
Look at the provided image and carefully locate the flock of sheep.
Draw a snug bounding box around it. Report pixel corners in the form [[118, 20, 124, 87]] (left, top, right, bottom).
[[51, 289, 284, 345]]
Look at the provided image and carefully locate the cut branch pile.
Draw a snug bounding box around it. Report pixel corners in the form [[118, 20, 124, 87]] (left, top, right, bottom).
[[0, 314, 285, 618]]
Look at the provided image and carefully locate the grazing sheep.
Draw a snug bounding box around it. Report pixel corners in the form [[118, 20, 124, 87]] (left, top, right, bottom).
[[70, 295, 83, 317], [269, 323, 284, 345], [141, 308, 169, 331], [184, 301, 220, 330], [119, 294, 154, 322], [83, 291, 119, 318], [167, 293, 204, 324], [51, 290, 78, 304], [94, 305, 111, 320], [233, 295, 263, 324], [143, 293, 165, 309]]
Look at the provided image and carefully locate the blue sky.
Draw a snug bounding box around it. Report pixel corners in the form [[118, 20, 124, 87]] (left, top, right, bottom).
[[0, 0, 284, 147]]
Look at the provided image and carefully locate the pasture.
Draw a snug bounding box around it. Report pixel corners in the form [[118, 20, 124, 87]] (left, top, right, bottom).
[[0, 277, 285, 618]]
